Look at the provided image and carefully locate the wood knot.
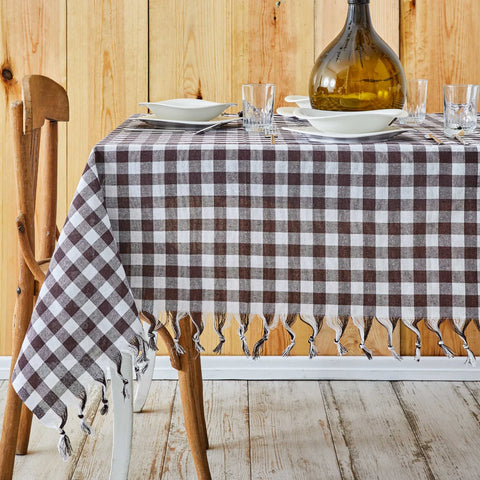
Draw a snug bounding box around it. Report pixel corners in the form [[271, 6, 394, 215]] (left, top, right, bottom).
[[196, 79, 203, 99], [17, 224, 25, 233], [2, 68, 13, 82]]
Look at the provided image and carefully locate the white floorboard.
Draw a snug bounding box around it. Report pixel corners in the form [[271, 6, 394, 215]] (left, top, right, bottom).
[[393, 381, 480, 480], [249, 381, 342, 480], [2, 380, 480, 479]]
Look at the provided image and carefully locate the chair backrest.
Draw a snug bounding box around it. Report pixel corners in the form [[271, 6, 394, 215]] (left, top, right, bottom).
[[11, 75, 69, 275]]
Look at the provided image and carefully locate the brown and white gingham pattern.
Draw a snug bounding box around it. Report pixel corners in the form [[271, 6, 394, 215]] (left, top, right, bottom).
[[12, 114, 480, 435]]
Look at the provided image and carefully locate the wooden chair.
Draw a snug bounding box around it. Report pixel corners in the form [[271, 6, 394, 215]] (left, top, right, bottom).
[[0, 74, 69, 480], [0, 74, 208, 480]]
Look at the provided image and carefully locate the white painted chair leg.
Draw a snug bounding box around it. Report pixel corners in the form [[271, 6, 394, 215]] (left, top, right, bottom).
[[133, 327, 157, 413], [109, 351, 133, 480]]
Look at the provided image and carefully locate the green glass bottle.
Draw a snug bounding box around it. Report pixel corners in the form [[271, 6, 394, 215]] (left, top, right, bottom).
[[309, 0, 406, 111]]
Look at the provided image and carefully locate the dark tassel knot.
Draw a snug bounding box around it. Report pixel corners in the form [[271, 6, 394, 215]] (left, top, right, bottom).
[[252, 327, 270, 359], [148, 333, 158, 351], [100, 398, 109, 416]]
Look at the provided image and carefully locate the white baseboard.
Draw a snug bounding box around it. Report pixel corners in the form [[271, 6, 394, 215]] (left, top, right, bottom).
[[0, 358, 10, 380], [2, 355, 479, 381]]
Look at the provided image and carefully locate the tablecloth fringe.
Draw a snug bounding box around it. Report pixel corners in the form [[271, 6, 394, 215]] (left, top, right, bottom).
[[155, 312, 478, 367], [55, 324, 151, 460], [53, 312, 478, 461]]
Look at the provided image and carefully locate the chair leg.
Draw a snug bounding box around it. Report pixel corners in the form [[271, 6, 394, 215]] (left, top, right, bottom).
[[109, 351, 133, 480], [0, 273, 35, 480], [15, 405, 33, 454], [0, 384, 23, 480], [192, 350, 208, 450], [133, 326, 157, 413], [177, 315, 211, 480]]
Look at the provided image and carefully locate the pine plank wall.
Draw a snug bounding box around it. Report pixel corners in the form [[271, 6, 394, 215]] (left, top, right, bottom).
[[1, 0, 480, 358]]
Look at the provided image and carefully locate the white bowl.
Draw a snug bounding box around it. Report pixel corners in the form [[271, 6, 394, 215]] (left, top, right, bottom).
[[294, 108, 407, 134], [284, 95, 311, 108], [139, 99, 236, 122]]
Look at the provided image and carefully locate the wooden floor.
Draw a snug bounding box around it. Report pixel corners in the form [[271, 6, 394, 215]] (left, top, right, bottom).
[[2, 379, 480, 480]]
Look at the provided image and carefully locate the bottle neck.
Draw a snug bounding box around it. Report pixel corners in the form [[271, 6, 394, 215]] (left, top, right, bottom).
[[345, 2, 372, 29]]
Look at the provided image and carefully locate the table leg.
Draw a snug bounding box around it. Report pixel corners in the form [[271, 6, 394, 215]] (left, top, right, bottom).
[[177, 315, 211, 480], [192, 348, 208, 450]]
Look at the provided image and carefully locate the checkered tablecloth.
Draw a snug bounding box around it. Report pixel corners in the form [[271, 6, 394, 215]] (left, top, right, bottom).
[[11, 113, 480, 454]]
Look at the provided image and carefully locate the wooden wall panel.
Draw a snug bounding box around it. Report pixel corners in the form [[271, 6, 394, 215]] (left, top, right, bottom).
[[0, 0, 66, 356], [0, 0, 479, 358], [150, 0, 314, 110], [149, 0, 232, 109], [401, 0, 480, 113], [66, 0, 148, 202], [231, 0, 315, 106]]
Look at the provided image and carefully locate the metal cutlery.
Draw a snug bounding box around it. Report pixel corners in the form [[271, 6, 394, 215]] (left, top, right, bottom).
[[424, 133, 443, 145], [264, 125, 279, 144], [123, 127, 185, 133], [193, 116, 241, 135], [453, 129, 468, 145]]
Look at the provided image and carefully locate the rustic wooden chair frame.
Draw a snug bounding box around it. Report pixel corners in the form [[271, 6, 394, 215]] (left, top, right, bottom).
[[0, 74, 69, 479]]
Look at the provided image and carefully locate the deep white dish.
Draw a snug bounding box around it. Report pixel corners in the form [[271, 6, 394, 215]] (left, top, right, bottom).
[[137, 114, 240, 127], [284, 95, 311, 108], [294, 108, 407, 134], [139, 99, 236, 122], [282, 125, 409, 143]]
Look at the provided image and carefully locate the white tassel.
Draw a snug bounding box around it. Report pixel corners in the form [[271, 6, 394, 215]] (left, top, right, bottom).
[[308, 340, 318, 359], [236, 313, 251, 356], [359, 343, 373, 360], [252, 314, 275, 359], [238, 325, 251, 356], [401, 318, 422, 362], [388, 345, 402, 362], [376, 317, 401, 361], [173, 339, 186, 355], [170, 311, 189, 355], [190, 312, 205, 353], [282, 341, 296, 357], [463, 343, 476, 367], [79, 417, 92, 435], [414, 342, 421, 362], [58, 429, 73, 461], [438, 340, 454, 359], [326, 317, 349, 356], [352, 317, 373, 360], [280, 314, 296, 357], [193, 338, 205, 354], [334, 338, 348, 356], [77, 409, 93, 435], [213, 312, 227, 354]]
